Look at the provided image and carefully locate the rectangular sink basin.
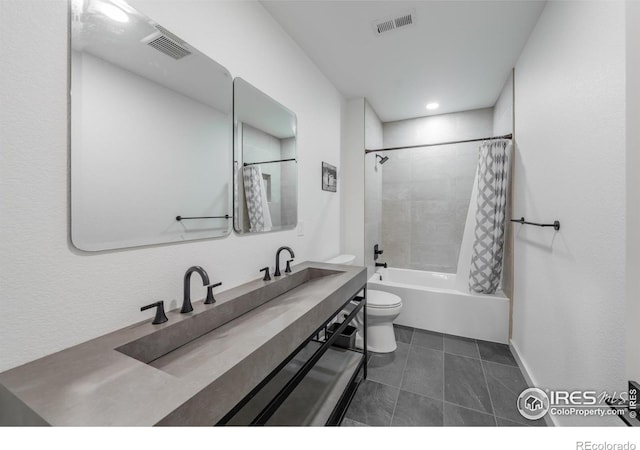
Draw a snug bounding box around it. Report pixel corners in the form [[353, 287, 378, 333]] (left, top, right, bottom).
[[115, 267, 343, 365]]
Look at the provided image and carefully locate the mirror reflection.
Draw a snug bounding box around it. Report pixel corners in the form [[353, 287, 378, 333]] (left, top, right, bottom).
[[233, 78, 297, 234], [70, 0, 233, 251]]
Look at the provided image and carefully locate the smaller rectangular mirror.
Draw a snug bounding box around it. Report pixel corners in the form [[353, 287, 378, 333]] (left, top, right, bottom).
[[233, 78, 297, 234]]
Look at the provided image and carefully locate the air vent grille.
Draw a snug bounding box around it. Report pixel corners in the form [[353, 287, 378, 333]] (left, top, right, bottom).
[[154, 25, 188, 47], [372, 10, 415, 36], [142, 26, 192, 60], [376, 20, 395, 34], [147, 35, 191, 59], [394, 14, 413, 28]]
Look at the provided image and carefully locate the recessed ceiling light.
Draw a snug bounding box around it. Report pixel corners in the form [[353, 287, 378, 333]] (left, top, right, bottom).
[[95, 1, 129, 23], [426, 102, 439, 110]]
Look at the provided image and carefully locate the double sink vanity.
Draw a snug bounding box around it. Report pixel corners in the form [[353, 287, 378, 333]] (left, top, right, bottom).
[[0, 261, 367, 426]]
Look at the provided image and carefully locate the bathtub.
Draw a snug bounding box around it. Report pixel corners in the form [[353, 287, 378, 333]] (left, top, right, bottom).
[[367, 267, 510, 344]]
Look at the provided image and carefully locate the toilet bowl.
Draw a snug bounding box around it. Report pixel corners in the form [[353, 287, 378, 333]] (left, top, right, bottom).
[[324, 255, 402, 353], [357, 290, 402, 353]]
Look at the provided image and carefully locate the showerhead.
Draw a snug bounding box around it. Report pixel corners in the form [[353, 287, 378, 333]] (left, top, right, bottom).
[[376, 154, 389, 165]]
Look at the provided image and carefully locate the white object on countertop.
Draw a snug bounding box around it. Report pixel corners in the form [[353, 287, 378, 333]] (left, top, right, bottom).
[[324, 254, 356, 265]]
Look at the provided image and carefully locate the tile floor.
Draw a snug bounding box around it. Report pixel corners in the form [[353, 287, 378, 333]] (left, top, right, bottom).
[[342, 325, 546, 427]]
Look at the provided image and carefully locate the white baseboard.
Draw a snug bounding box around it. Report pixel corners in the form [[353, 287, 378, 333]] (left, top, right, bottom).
[[509, 339, 556, 427]]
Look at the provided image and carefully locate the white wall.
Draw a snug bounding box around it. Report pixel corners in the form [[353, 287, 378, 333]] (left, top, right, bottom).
[[383, 108, 493, 149], [0, 0, 345, 372], [626, 1, 640, 384], [511, 1, 625, 426], [493, 71, 513, 137], [492, 71, 515, 306], [364, 100, 383, 275], [341, 98, 365, 266]]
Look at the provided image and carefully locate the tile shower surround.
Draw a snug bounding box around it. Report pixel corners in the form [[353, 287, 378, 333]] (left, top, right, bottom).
[[379, 108, 493, 273], [381, 144, 479, 273], [343, 325, 546, 427]]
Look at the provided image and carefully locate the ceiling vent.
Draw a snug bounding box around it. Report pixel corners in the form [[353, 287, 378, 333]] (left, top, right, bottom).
[[142, 26, 192, 60], [372, 10, 415, 36]]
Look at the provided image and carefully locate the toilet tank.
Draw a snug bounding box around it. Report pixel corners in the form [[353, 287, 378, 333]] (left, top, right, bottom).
[[324, 254, 355, 265]]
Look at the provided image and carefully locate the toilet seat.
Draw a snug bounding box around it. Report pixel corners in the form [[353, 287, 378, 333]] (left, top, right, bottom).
[[366, 290, 402, 309]]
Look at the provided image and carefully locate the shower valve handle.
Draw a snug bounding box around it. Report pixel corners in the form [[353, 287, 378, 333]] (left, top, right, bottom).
[[374, 244, 384, 260]]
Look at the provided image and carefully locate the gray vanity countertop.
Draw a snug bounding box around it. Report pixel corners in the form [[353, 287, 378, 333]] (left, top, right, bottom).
[[0, 261, 366, 426]]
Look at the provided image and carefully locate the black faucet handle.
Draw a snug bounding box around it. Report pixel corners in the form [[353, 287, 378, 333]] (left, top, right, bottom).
[[141, 301, 168, 325], [204, 282, 222, 305], [285, 259, 294, 273], [260, 267, 271, 281]]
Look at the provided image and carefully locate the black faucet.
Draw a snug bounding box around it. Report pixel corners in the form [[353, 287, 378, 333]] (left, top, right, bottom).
[[205, 281, 222, 305], [374, 244, 384, 261], [375, 262, 387, 268], [181, 266, 210, 313], [274, 246, 295, 277], [141, 301, 168, 325]]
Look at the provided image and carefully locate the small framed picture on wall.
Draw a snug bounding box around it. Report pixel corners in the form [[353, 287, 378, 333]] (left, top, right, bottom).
[[322, 162, 337, 192]]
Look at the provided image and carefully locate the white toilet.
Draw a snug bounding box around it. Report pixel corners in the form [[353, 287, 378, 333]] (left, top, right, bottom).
[[361, 290, 403, 353], [324, 255, 403, 353]]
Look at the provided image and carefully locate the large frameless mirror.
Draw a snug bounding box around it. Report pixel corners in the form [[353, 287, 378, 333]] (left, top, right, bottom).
[[70, 0, 233, 251], [233, 78, 297, 234]]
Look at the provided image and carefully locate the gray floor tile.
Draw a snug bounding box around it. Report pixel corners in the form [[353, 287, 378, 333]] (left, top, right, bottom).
[[391, 390, 444, 426], [444, 402, 496, 426], [393, 324, 414, 345], [401, 344, 444, 400], [444, 335, 480, 359], [482, 361, 546, 426], [477, 340, 517, 366], [367, 342, 410, 387], [341, 417, 368, 426], [496, 417, 529, 426], [344, 380, 399, 426], [412, 329, 444, 351], [444, 353, 493, 414]]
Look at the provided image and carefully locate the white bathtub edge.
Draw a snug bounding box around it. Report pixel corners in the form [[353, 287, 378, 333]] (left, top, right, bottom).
[[370, 279, 509, 344]]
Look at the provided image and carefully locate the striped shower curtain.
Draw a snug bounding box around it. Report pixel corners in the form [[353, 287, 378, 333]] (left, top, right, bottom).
[[469, 140, 511, 294], [243, 166, 272, 232]]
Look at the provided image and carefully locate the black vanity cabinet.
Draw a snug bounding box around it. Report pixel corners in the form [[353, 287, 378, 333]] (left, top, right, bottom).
[[218, 287, 368, 426]]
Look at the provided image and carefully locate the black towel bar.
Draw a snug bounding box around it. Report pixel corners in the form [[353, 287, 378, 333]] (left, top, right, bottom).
[[243, 158, 296, 166], [176, 215, 231, 221], [510, 217, 560, 231]]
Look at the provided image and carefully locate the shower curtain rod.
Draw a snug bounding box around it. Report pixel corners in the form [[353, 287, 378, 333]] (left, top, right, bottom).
[[364, 133, 512, 154]]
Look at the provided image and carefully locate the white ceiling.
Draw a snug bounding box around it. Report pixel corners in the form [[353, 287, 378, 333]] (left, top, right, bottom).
[[262, 1, 545, 122]]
